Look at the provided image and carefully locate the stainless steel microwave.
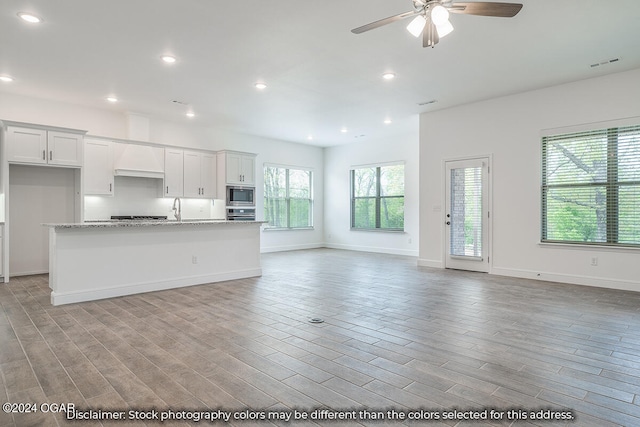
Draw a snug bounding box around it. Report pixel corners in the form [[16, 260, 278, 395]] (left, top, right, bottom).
[[226, 186, 255, 206]]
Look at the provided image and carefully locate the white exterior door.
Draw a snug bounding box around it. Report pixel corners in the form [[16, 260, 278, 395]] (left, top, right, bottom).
[[445, 158, 490, 272]]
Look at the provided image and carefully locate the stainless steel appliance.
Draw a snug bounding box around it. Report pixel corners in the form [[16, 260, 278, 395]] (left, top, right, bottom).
[[226, 208, 256, 221], [226, 186, 255, 206]]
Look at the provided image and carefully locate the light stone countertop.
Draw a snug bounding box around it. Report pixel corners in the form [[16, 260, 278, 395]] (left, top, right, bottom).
[[43, 220, 267, 229]]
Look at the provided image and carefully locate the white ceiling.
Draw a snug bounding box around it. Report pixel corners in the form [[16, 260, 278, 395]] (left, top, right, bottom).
[[2, 1, 640, 147]]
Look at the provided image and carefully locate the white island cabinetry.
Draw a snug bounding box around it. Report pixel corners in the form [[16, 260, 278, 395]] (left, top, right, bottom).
[[46, 220, 265, 305]]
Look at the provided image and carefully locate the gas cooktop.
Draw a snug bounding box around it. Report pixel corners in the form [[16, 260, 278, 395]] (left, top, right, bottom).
[[110, 215, 168, 220]]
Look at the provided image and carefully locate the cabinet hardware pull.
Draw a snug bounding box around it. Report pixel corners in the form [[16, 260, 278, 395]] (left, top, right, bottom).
[[109, 183, 112, 192], [49, 151, 53, 161], [42, 150, 46, 160], [166, 186, 169, 194]]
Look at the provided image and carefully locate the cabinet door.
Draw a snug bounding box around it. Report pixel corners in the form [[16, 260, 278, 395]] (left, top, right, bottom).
[[164, 149, 184, 197], [48, 131, 83, 166], [183, 151, 202, 198], [6, 126, 47, 164], [84, 139, 114, 195], [240, 155, 256, 185], [225, 153, 243, 184], [200, 153, 217, 198]]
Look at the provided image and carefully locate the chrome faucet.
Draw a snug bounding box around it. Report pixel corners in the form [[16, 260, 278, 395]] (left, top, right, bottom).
[[172, 197, 181, 221]]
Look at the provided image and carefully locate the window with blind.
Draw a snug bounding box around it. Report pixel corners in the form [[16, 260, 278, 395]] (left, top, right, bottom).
[[264, 165, 313, 229], [351, 163, 404, 231], [541, 124, 640, 247]]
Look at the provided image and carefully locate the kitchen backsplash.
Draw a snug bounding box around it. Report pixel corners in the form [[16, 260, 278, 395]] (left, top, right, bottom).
[[84, 176, 225, 220]]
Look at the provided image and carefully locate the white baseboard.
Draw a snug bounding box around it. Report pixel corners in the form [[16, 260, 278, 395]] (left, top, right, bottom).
[[261, 243, 325, 253], [491, 266, 640, 293], [10, 269, 48, 277], [50, 268, 262, 306], [417, 258, 444, 268], [324, 243, 418, 257]]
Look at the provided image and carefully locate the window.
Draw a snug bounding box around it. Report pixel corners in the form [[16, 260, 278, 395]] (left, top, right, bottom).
[[351, 163, 404, 231], [264, 165, 313, 229], [541, 124, 640, 247]]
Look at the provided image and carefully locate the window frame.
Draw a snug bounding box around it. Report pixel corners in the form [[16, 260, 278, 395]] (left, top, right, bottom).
[[350, 162, 405, 232], [541, 123, 640, 248], [263, 164, 314, 230]]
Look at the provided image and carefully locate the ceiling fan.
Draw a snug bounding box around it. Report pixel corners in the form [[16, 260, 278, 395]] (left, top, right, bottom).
[[351, 0, 523, 48]]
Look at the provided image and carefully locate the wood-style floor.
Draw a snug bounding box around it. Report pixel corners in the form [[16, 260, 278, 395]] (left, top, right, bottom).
[[1, 248, 639, 427]]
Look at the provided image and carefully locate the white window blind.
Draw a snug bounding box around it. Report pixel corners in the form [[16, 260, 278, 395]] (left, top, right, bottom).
[[450, 166, 483, 257], [541, 124, 640, 246]]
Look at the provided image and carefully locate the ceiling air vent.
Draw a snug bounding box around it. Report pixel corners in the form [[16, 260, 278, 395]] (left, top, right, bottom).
[[590, 58, 621, 68], [418, 99, 438, 106]]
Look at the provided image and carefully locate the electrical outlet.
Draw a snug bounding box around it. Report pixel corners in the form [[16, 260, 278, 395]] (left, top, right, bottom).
[[590, 257, 598, 266], [192, 256, 198, 264]]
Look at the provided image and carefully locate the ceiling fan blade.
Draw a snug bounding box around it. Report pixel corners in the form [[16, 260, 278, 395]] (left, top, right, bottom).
[[351, 10, 419, 34], [423, 20, 439, 48], [448, 2, 523, 17]]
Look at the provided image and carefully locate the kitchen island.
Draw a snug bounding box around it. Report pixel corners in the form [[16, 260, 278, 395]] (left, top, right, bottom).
[[45, 220, 265, 305]]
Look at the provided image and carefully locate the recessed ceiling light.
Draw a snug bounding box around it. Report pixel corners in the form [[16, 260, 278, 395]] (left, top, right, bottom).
[[382, 72, 396, 80], [106, 96, 118, 103], [341, 128, 348, 133], [17, 12, 43, 23], [161, 55, 177, 64], [186, 111, 195, 118], [384, 118, 392, 124], [307, 135, 313, 140], [0, 75, 14, 83], [254, 82, 267, 90]]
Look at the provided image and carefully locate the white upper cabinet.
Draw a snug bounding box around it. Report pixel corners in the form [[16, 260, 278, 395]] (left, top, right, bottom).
[[219, 151, 256, 185], [164, 148, 184, 197], [184, 151, 216, 198], [47, 131, 84, 166], [7, 126, 83, 167], [84, 139, 114, 195]]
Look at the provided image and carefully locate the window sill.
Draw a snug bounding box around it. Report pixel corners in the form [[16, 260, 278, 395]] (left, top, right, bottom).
[[538, 241, 640, 253], [263, 227, 314, 232], [350, 228, 405, 233]]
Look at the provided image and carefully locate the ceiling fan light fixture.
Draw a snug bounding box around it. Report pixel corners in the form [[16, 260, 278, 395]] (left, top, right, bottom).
[[436, 19, 454, 38], [430, 5, 449, 26], [406, 14, 427, 37]]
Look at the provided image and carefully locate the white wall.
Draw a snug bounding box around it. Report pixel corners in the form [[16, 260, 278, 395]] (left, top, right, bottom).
[[324, 127, 419, 256], [9, 165, 78, 275], [419, 68, 640, 292], [0, 92, 324, 252]]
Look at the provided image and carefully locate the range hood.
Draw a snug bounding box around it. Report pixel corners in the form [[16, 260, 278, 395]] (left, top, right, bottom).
[[113, 168, 164, 179], [113, 142, 164, 179]]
